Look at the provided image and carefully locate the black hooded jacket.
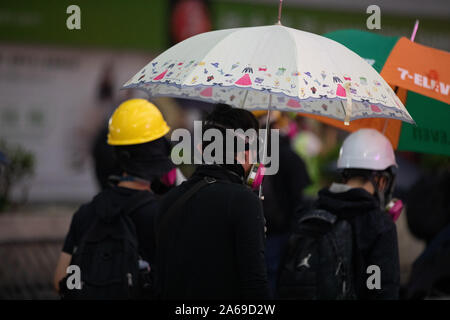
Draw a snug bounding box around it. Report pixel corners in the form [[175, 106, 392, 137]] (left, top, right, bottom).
[[313, 184, 400, 300], [154, 165, 270, 300]]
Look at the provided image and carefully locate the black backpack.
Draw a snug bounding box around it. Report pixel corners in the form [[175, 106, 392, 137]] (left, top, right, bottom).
[[277, 208, 356, 300], [60, 191, 153, 300]]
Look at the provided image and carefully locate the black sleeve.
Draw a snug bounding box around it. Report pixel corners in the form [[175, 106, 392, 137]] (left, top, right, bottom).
[[231, 189, 270, 299], [62, 206, 85, 254], [364, 223, 400, 300]]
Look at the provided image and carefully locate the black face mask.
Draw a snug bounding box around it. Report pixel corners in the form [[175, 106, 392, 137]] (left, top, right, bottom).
[[151, 178, 172, 195], [114, 138, 174, 182]]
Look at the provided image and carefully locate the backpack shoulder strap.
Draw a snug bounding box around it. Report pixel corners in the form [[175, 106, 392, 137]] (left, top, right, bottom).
[[156, 176, 216, 245], [298, 208, 337, 225]]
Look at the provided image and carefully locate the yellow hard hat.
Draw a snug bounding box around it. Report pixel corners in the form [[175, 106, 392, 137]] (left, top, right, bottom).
[[107, 99, 170, 146]]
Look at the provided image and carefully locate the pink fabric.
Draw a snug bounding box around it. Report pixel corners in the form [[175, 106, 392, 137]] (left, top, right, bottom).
[[154, 69, 168, 81], [235, 74, 252, 86], [200, 87, 213, 97], [287, 122, 299, 139], [370, 104, 381, 112], [336, 84, 346, 97], [387, 199, 403, 222], [287, 99, 301, 108], [161, 168, 177, 186]]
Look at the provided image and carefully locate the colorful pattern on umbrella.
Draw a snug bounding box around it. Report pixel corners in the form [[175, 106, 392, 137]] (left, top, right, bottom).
[[124, 25, 414, 124]]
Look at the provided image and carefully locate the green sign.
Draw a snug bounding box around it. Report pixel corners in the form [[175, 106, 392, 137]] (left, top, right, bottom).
[[0, 0, 169, 51], [1, 1, 449, 52]]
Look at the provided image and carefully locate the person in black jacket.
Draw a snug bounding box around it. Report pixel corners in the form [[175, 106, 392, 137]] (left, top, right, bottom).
[[53, 99, 175, 295], [299, 128, 401, 299], [155, 104, 270, 299]]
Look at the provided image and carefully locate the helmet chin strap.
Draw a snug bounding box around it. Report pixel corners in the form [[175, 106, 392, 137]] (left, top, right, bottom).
[[384, 170, 397, 208], [377, 186, 386, 210]]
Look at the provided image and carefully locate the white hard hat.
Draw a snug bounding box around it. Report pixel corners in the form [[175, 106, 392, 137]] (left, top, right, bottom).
[[337, 128, 397, 171]]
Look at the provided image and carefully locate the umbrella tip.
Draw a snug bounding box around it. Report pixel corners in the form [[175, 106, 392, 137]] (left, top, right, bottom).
[[277, 0, 283, 25]]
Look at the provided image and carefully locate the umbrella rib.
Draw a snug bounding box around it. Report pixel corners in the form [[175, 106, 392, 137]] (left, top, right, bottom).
[[240, 90, 249, 108], [315, 33, 356, 123], [282, 27, 302, 103], [382, 119, 389, 134]]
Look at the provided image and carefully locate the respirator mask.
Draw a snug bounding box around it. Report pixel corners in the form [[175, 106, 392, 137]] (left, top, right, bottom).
[[204, 121, 265, 191], [371, 167, 403, 222]]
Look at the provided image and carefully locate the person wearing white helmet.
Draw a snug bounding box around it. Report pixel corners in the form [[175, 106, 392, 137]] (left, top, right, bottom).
[[278, 128, 400, 300], [324, 128, 400, 299], [337, 128, 399, 210]]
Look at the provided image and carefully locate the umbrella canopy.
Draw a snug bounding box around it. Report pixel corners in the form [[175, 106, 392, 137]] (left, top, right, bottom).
[[306, 29, 450, 156], [123, 25, 414, 125]]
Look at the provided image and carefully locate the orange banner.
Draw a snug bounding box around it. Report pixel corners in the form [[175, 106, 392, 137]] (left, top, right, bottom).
[[303, 87, 407, 149], [380, 37, 450, 105]]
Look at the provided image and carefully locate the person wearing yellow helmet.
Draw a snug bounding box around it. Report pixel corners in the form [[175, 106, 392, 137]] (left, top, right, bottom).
[[54, 99, 175, 299], [107, 98, 176, 189], [107, 98, 170, 146]]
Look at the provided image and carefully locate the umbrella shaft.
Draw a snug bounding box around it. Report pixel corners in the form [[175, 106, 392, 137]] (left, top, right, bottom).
[[262, 95, 272, 165], [259, 95, 272, 199]]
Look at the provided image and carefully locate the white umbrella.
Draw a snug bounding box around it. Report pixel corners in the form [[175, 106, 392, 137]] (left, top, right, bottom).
[[123, 25, 414, 126]]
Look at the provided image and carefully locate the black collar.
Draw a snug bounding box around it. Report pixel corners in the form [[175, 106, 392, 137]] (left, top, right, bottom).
[[192, 164, 245, 185]]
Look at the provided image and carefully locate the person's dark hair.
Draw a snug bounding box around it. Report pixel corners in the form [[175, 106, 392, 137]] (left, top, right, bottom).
[[341, 168, 372, 184], [341, 167, 396, 187], [341, 167, 394, 184], [201, 104, 259, 170], [205, 104, 259, 132]]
